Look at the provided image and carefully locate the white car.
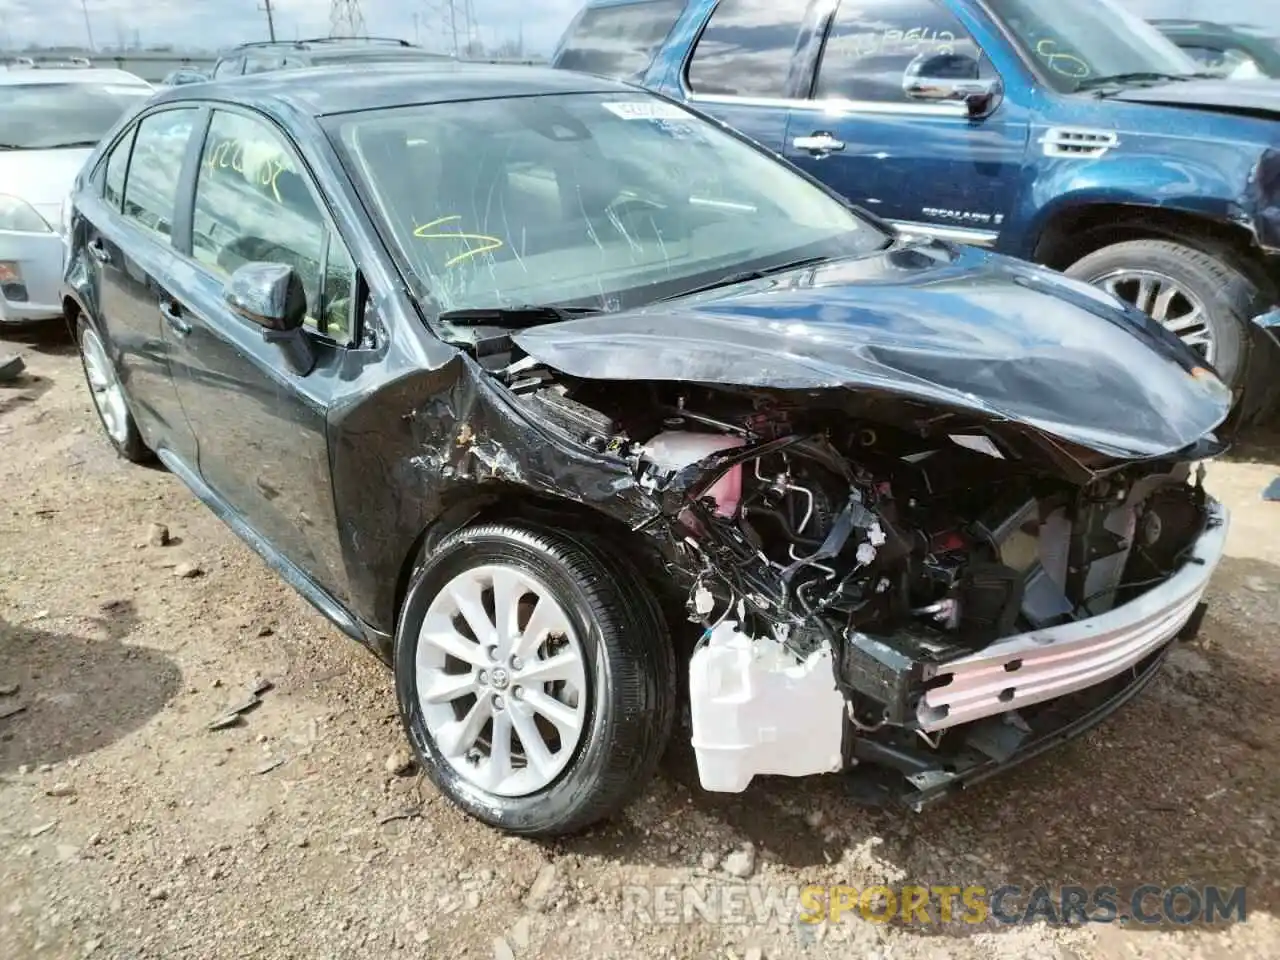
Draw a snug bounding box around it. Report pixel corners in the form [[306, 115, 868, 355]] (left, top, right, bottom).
[[0, 67, 153, 324]]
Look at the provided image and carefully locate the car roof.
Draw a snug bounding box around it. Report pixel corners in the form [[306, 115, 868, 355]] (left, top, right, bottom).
[[0, 67, 151, 87], [148, 61, 629, 118], [1153, 18, 1254, 35], [227, 36, 416, 53]]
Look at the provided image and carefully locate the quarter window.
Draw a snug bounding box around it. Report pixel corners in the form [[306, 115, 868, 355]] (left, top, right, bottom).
[[191, 110, 354, 341], [686, 0, 810, 98], [813, 0, 992, 104], [102, 126, 136, 211], [121, 108, 198, 241], [554, 0, 686, 79]]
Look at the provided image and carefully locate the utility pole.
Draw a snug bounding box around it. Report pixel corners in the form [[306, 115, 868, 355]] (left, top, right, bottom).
[[259, 0, 277, 42], [448, 0, 459, 57], [80, 0, 96, 52]]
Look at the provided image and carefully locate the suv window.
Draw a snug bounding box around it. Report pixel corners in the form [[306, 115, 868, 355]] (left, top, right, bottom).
[[121, 108, 198, 241], [212, 57, 242, 78], [1178, 43, 1262, 78], [814, 0, 991, 104], [191, 110, 354, 341], [555, 0, 686, 79], [243, 55, 283, 75], [686, 0, 810, 98], [102, 126, 136, 211]]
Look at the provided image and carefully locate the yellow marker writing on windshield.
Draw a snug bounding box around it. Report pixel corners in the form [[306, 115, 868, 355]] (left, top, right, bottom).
[[414, 214, 504, 267], [1036, 39, 1091, 79]]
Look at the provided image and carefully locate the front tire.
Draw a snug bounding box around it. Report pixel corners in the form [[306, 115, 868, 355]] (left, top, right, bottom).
[[75, 313, 151, 463], [1065, 239, 1258, 389], [393, 522, 676, 836]]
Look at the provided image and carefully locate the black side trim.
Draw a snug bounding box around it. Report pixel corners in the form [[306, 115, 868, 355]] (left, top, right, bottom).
[[156, 448, 391, 662]]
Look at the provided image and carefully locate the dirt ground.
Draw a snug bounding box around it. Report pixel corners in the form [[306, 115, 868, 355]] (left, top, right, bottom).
[[2, 326, 1279, 960]]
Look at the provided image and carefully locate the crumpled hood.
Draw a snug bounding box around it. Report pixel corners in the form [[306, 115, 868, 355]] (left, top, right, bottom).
[[512, 242, 1233, 460], [1109, 77, 1280, 117], [0, 147, 92, 224]]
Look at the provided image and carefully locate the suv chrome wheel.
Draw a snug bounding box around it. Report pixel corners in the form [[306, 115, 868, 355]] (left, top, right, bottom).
[[1095, 268, 1215, 363]]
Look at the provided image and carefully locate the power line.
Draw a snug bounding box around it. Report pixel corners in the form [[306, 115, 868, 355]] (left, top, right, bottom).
[[80, 0, 96, 52], [259, 0, 277, 42], [329, 0, 368, 38]]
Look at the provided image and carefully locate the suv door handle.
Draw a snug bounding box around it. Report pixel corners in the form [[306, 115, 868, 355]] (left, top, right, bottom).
[[87, 238, 110, 264], [159, 300, 192, 336], [793, 132, 846, 155]]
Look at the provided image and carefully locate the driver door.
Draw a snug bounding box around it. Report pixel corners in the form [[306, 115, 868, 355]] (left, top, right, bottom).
[[159, 107, 358, 601], [783, 0, 1030, 246]]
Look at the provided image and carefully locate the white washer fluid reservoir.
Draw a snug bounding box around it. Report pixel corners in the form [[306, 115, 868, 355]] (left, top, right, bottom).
[[688, 620, 846, 793]]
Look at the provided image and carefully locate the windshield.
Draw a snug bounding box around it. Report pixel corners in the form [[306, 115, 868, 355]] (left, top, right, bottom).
[[986, 0, 1202, 92], [329, 92, 888, 316], [0, 80, 152, 150]]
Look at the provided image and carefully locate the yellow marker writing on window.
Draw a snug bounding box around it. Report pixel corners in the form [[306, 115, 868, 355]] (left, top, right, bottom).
[[204, 139, 291, 205], [1035, 39, 1091, 79], [413, 214, 504, 267], [257, 156, 289, 205]]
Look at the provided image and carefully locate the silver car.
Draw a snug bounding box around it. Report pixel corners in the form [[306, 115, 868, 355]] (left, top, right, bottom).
[[0, 67, 153, 324]]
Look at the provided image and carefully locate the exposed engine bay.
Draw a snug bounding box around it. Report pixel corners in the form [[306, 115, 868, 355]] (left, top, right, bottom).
[[500, 358, 1223, 802]]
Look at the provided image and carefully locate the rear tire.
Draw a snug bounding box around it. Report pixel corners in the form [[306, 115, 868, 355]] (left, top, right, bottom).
[[1065, 239, 1258, 389], [75, 313, 152, 464], [393, 522, 676, 836]]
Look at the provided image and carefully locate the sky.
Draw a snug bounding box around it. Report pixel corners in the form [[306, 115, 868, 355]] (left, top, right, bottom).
[[0, 0, 585, 55], [0, 0, 1275, 56]]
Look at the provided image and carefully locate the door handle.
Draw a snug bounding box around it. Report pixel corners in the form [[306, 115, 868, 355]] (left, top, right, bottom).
[[792, 132, 846, 155], [159, 300, 192, 336], [87, 238, 110, 264]]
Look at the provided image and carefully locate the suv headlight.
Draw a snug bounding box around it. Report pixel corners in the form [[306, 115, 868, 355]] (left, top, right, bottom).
[[0, 194, 53, 234]]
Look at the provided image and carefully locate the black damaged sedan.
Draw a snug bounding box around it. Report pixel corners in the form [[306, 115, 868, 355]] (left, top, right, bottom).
[[63, 62, 1234, 836]]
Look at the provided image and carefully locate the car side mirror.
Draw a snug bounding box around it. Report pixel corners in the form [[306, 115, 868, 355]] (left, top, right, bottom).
[[903, 52, 1003, 119], [223, 261, 315, 375]]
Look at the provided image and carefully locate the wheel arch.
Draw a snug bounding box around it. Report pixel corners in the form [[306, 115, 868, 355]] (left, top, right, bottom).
[[1031, 202, 1275, 297], [390, 487, 680, 645]]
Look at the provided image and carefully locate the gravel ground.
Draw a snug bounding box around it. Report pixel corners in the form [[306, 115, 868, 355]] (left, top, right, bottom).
[[2, 328, 1279, 960]]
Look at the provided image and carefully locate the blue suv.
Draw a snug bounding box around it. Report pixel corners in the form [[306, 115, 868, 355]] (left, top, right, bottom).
[[553, 0, 1280, 414]]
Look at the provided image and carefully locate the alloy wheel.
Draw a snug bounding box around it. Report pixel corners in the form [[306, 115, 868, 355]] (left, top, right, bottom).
[[80, 324, 130, 446], [415, 563, 588, 797], [1093, 269, 1215, 364]]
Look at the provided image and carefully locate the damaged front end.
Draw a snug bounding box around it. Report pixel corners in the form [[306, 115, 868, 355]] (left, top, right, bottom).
[[490, 352, 1230, 807]]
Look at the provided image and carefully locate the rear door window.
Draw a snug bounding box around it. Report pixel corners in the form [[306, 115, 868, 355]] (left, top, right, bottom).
[[120, 108, 199, 242], [685, 0, 810, 98], [554, 0, 686, 79]]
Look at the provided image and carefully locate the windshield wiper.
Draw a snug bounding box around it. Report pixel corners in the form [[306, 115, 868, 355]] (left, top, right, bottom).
[[1076, 71, 1194, 91], [437, 304, 603, 327], [659, 255, 834, 301]]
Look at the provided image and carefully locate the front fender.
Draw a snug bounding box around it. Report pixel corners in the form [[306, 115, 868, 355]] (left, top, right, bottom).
[[62, 243, 96, 325], [1014, 132, 1262, 260]]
